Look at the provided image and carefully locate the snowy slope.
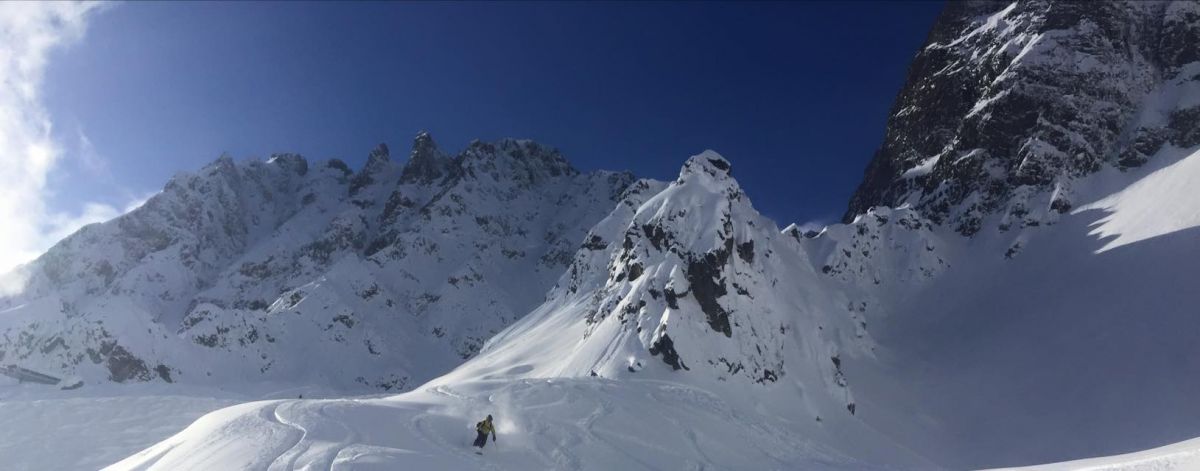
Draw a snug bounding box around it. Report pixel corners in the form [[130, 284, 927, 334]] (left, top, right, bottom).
[[107, 153, 936, 470], [109, 142, 1200, 470], [992, 436, 1200, 471], [108, 378, 934, 471], [1077, 146, 1200, 252], [0, 133, 636, 391], [0, 383, 240, 471], [838, 145, 1200, 469]]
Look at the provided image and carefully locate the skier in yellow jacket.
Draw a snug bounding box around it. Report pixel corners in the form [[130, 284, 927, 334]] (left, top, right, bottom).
[[473, 415, 496, 450]]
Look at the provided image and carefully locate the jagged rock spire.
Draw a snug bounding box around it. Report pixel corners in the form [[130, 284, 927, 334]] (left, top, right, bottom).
[[268, 153, 308, 176], [365, 143, 390, 168], [350, 143, 393, 195], [400, 131, 449, 184]]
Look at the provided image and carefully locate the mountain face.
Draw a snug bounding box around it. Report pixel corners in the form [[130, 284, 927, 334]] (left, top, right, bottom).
[[0, 133, 635, 390], [433, 152, 955, 427], [845, 0, 1200, 235]]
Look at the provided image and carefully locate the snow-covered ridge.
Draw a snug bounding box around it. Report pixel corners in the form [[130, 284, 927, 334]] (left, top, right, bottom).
[[0, 133, 637, 391]]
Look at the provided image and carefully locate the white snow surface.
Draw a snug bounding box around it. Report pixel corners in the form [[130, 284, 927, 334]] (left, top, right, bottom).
[[991, 437, 1200, 471], [108, 378, 928, 471], [1076, 146, 1200, 252], [0, 382, 241, 470]]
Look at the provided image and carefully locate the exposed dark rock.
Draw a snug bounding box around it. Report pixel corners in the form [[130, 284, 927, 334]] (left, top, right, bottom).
[[350, 143, 390, 195], [626, 262, 644, 282], [269, 153, 308, 176], [648, 332, 688, 371], [641, 224, 670, 251], [582, 234, 608, 251], [400, 132, 449, 184], [155, 364, 173, 383], [686, 238, 734, 337], [736, 241, 755, 264], [664, 286, 681, 309], [100, 342, 152, 383]]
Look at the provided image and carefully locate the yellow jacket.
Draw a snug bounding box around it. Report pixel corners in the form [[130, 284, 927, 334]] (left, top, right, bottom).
[[476, 419, 495, 435]]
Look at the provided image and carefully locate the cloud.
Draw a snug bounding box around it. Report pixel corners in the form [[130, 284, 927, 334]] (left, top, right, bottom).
[[0, 2, 119, 280], [76, 127, 111, 178]]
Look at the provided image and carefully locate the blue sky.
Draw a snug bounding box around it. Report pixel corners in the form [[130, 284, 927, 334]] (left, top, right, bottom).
[[5, 1, 943, 271]]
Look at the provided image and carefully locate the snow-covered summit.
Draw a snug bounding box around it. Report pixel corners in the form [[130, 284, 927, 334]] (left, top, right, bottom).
[[435, 151, 868, 422]]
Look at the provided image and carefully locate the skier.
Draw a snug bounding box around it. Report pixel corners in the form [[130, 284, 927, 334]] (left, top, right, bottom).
[[473, 414, 496, 452]]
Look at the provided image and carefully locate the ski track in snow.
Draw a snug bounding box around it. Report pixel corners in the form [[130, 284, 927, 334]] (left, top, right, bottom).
[[266, 400, 369, 471], [109, 377, 890, 470], [267, 402, 309, 471]]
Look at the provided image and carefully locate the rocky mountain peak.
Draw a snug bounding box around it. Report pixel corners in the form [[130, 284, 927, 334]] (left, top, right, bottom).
[[400, 131, 449, 184], [350, 143, 397, 195], [674, 151, 742, 207], [679, 150, 732, 179], [206, 152, 237, 174], [268, 153, 308, 176], [456, 151, 862, 417], [845, 0, 1200, 236], [367, 142, 389, 163]]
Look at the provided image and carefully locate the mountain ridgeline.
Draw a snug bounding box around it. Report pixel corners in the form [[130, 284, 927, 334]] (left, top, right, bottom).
[[0, 134, 635, 389]]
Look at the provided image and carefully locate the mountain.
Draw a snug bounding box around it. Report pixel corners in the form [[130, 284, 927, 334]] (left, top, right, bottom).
[[16, 1, 1200, 469], [107, 152, 938, 471], [100, 143, 1200, 470], [0, 133, 635, 390], [846, 0, 1200, 236]]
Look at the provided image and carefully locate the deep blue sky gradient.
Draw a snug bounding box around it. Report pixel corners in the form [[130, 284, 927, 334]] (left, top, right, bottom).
[[44, 1, 943, 226]]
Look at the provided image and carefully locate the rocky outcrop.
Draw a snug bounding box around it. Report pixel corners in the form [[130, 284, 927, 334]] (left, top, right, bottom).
[[846, 0, 1200, 235]]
